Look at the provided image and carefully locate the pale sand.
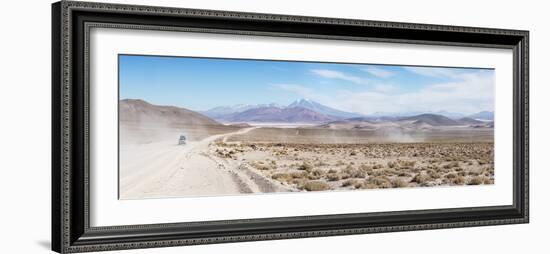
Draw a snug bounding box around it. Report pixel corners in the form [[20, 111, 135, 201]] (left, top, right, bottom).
[[119, 127, 292, 199]]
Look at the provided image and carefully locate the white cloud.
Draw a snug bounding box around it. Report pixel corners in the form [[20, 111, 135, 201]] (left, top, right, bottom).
[[310, 69, 367, 84], [372, 84, 399, 93], [276, 70, 494, 115], [403, 66, 463, 79], [361, 67, 394, 78], [342, 71, 494, 114], [271, 84, 313, 97]]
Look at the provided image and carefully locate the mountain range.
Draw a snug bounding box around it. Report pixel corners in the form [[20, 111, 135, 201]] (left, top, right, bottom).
[[366, 110, 493, 121], [121, 98, 494, 129], [202, 98, 493, 123], [202, 98, 363, 123], [320, 113, 493, 131]]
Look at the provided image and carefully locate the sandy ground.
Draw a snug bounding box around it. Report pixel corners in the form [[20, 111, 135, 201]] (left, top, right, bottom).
[[119, 127, 292, 199], [214, 142, 494, 192], [120, 123, 494, 199]]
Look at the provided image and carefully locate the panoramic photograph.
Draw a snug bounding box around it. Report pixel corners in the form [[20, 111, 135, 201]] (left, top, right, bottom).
[[118, 55, 495, 200]]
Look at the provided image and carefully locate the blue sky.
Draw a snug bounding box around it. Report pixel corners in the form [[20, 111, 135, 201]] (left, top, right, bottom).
[[119, 55, 494, 115]]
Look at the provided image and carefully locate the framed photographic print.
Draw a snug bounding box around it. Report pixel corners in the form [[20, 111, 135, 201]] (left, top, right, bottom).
[[52, 1, 529, 253]]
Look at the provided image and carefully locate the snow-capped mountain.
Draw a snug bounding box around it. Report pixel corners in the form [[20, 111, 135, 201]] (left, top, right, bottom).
[[220, 106, 340, 123], [202, 99, 362, 123], [287, 98, 363, 118]]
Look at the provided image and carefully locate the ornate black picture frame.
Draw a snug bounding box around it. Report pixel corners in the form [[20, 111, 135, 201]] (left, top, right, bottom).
[[52, 1, 529, 253]]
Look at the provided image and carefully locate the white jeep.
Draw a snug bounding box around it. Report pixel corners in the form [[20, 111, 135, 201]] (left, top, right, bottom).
[[178, 134, 187, 145]]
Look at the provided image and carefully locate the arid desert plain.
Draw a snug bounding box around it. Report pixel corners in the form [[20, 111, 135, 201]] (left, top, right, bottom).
[[119, 99, 494, 199]]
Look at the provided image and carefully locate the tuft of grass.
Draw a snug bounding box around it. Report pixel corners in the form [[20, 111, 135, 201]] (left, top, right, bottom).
[[359, 164, 373, 171], [367, 176, 392, 188], [443, 161, 460, 169], [445, 173, 457, 179], [391, 178, 408, 188], [452, 176, 465, 185], [429, 171, 442, 179], [302, 181, 331, 191], [297, 161, 313, 172], [341, 179, 358, 187], [467, 176, 484, 185], [290, 171, 308, 179], [397, 171, 412, 177], [400, 160, 416, 168], [271, 173, 292, 182], [372, 164, 383, 169], [411, 173, 431, 184], [291, 178, 307, 187], [308, 169, 323, 180], [353, 181, 366, 189], [327, 174, 341, 181]]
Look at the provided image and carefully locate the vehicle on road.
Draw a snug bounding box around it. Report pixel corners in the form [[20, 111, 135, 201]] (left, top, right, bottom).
[[178, 133, 187, 145]]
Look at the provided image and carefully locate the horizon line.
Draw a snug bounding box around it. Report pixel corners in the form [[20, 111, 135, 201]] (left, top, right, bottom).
[[119, 98, 494, 116]]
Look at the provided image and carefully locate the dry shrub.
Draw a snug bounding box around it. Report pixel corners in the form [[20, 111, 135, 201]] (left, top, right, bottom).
[[367, 176, 392, 188], [400, 160, 416, 168], [429, 171, 442, 179], [411, 173, 431, 184], [452, 176, 465, 185], [353, 170, 367, 178], [443, 162, 459, 169], [397, 171, 412, 177], [327, 173, 341, 181], [445, 173, 457, 179], [271, 173, 292, 182], [411, 167, 422, 173], [383, 168, 397, 176], [387, 161, 397, 168], [307, 175, 321, 180], [372, 164, 383, 169], [302, 181, 331, 191], [467, 170, 480, 176], [343, 165, 366, 178], [439, 167, 451, 174], [467, 176, 484, 185], [255, 164, 272, 171], [314, 161, 329, 167], [391, 178, 408, 188], [359, 164, 373, 172], [290, 171, 308, 179], [308, 169, 323, 180], [340, 173, 351, 180], [291, 178, 307, 187], [298, 161, 313, 172], [341, 179, 358, 187], [340, 165, 351, 172], [353, 181, 366, 189]]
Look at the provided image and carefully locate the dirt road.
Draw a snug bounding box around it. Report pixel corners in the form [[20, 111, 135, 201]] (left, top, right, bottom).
[[119, 127, 289, 199]]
